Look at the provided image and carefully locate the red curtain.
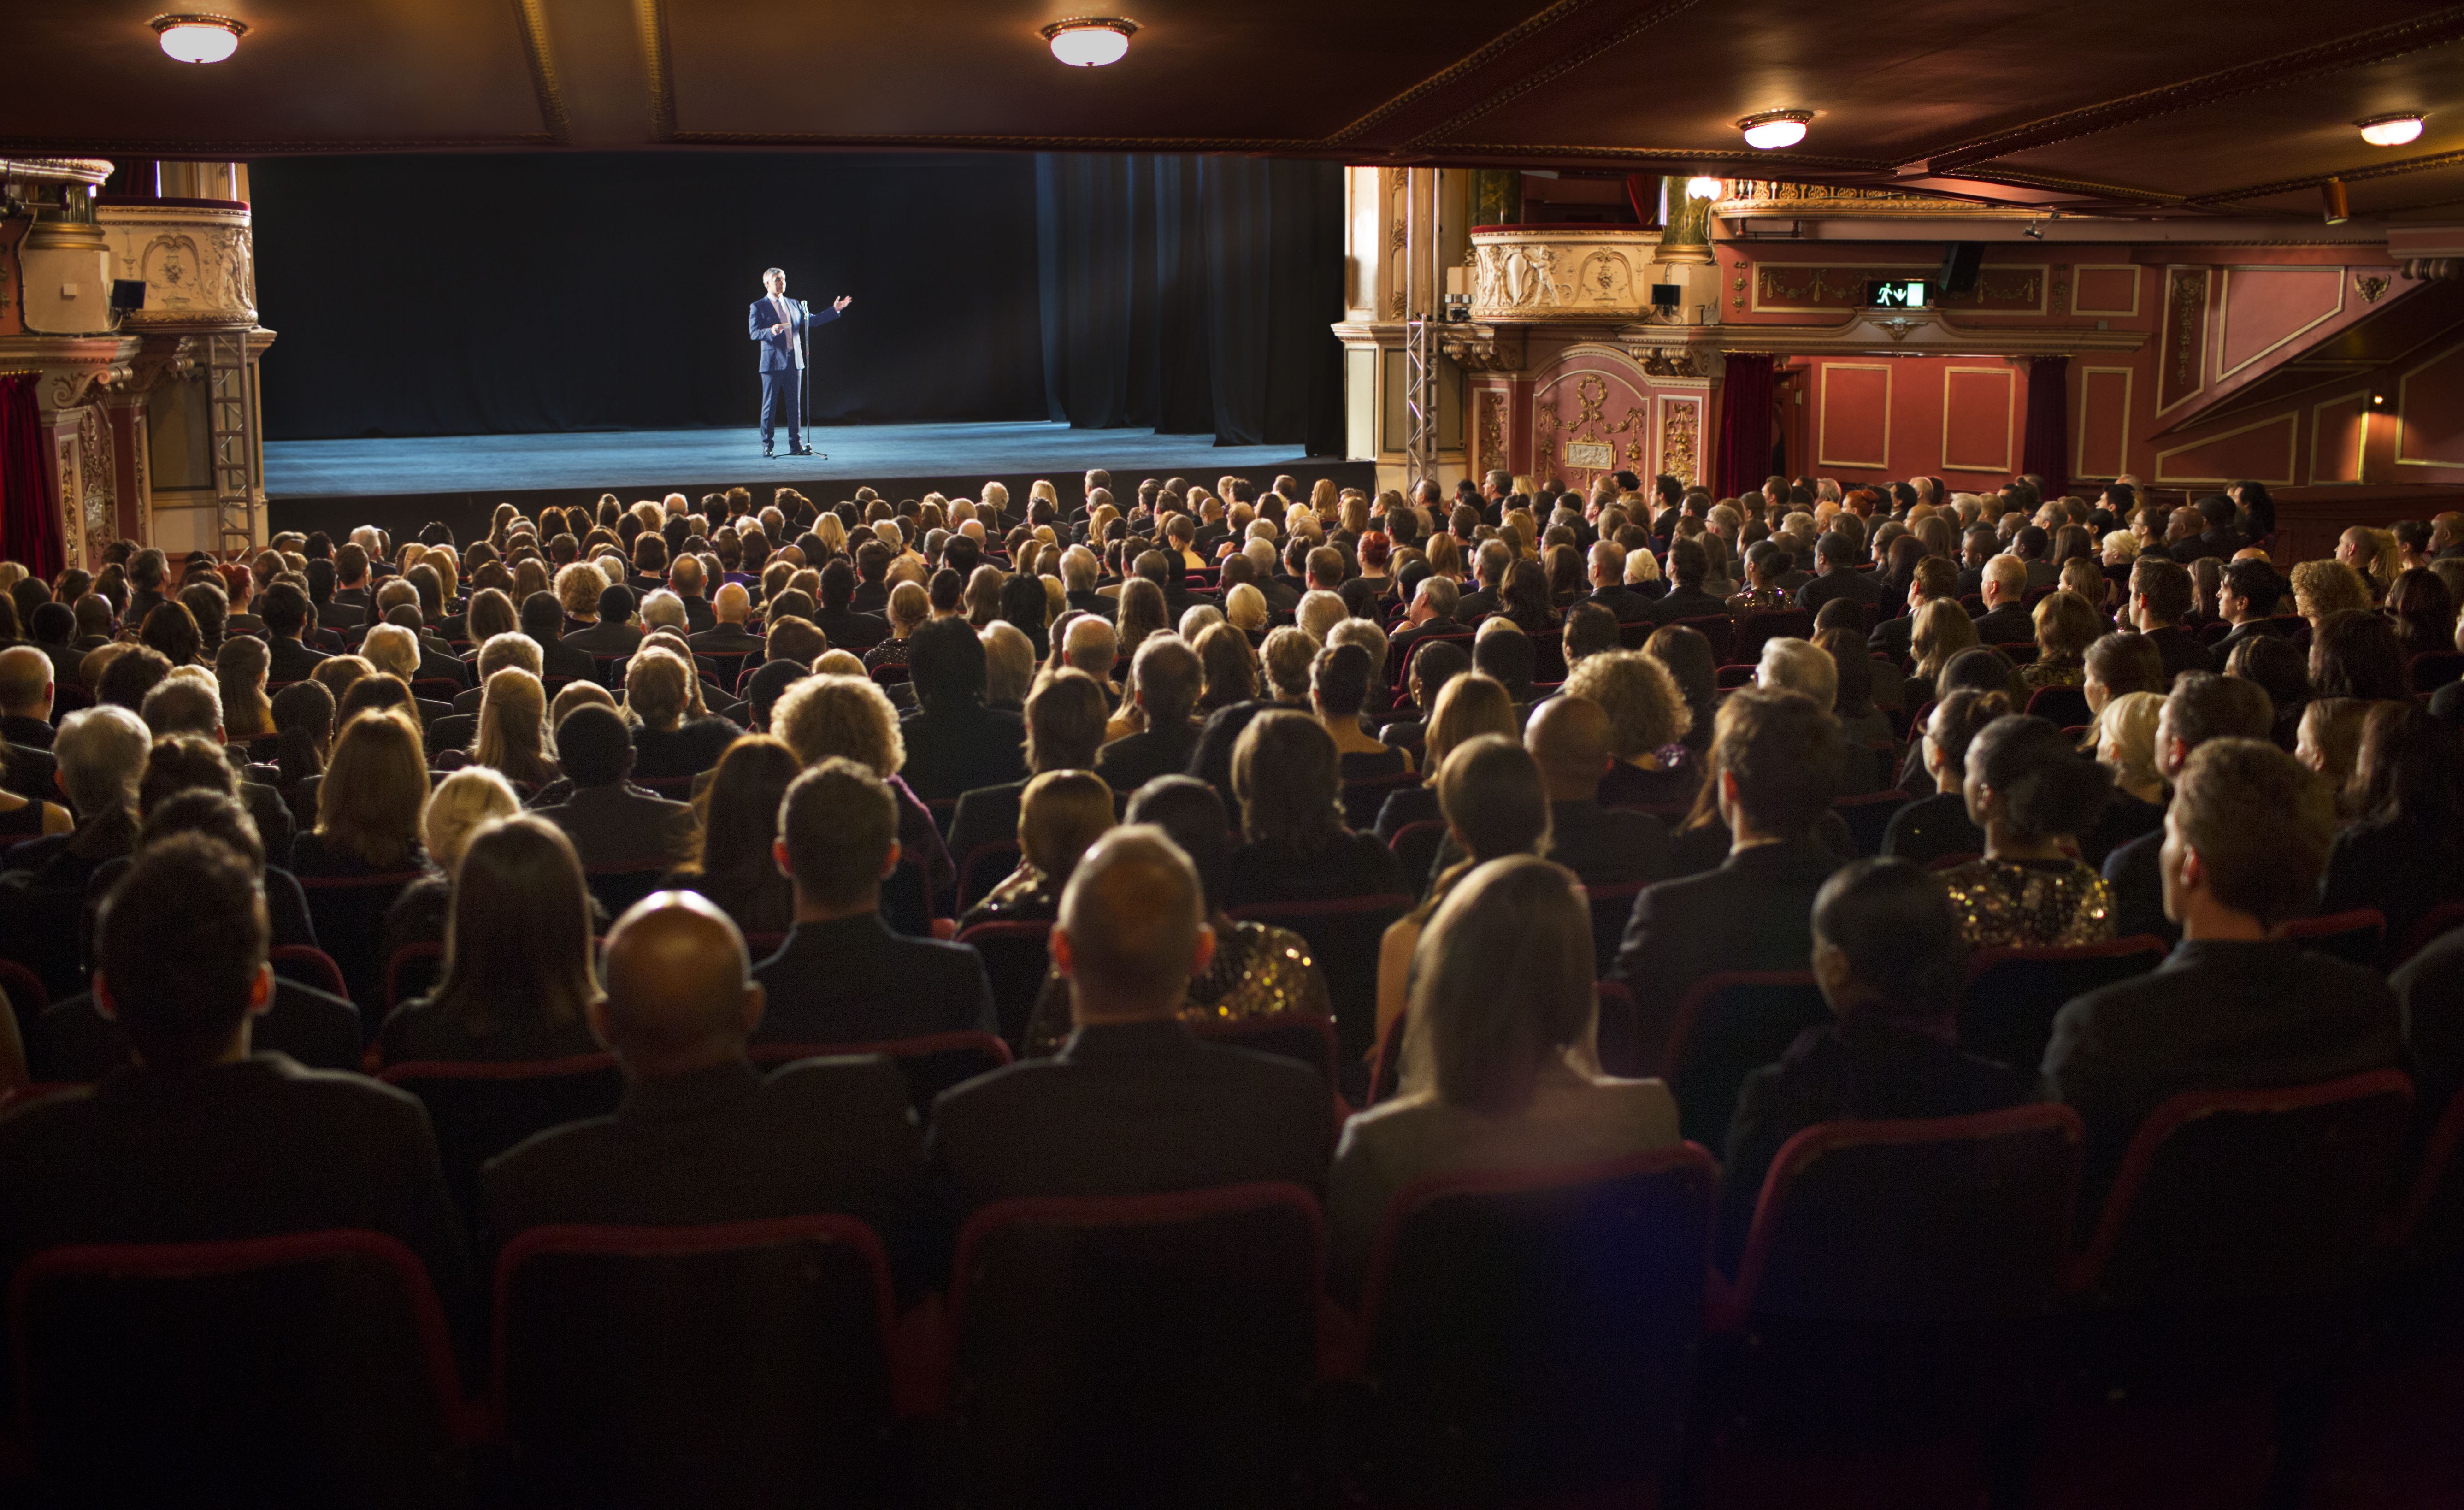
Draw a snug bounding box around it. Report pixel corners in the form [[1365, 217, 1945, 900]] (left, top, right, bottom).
[[0, 374, 63, 582], [2020, 355, 2071, 502], [1713, 353, 1775, 501]]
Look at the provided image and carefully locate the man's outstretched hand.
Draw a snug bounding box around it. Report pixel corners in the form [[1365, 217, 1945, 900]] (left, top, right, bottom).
[[833, 295, 854, 312]]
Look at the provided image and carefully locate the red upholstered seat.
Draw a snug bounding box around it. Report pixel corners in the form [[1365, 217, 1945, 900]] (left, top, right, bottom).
[[747, 1029, 1011, 1109]]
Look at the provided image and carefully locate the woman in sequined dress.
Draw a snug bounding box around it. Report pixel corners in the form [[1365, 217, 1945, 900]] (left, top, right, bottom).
[[1725, 541, 1793, 619], [1021, 776, 1327, 1056], [1938, 714, 2117, 950], [2019, 590, 2103, 692]]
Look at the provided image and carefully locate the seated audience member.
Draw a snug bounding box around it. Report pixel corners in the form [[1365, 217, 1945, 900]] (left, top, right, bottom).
[[770, 672, 954, 903], [1376, 735, 1553, 1050], [1649, 537, 1729, 625], [0, 836, 462, 1295], [2296, 697, 2372, 813], [625, 646, 743, 783], [753, 758, 995, 1043], [2126, 557, 2215, 685], [2019, 590, 2101, 692], [2081, 688, 2168, 866], [2318, 705, 2464, 952], [1717, 858, 2024, 1271], [1019, 778, 1327, 1057], [2310, 607, 2413, 703], [947, 670, 1111, 881], [2392, 923, 2464, 1132], [1564, 648, 1698, 809], [478, 890, 921, 1255], [1906, 599, 1980, 708], [34, 794, 361, 1080], [896, 616, 1026, 801], [1609, 689, 1847, 1057], [1816, 627, 1893, 747], [535, 703, 699, 871], [1378, 637, 1470, 757], [1095, 634, 1204, 796], [958, 769, 1116, 930], [520, 590, 599, 684], [928, 826, 1333, 1213], [1190, 626, 1318, 813], [686, 582, 767, 658], [378, 766, 521, 969], [468, 667, 558, 789], [1523, 694, 1670, 888], [137, 672, 295, 857], [1938, 715, 2116, 949], [666, 735, 802, 938], [1971, 555, 2035, 647], [1225, 710, 1411, 907], [289, 709, 427, 877], [1332, 854, 1678, 1294], [1881, 689, 2007, 865], [1758, 637, 1885, 796], [2102, 672, 2275, 942], [568, 583, 644, 656], [378, 815, 605, 1065], [2081, 630, 2165, 720], [0, 651, 68, 838], [2045, 739, 2404, 1196], [1315, 643, 1412, 779]]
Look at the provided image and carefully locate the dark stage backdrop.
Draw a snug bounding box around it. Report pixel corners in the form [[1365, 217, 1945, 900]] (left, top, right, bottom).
[[252, 151, 1341, 453]]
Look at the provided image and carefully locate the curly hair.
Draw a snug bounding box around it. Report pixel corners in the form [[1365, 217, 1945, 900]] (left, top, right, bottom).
[[771, 672, 905, 777], [2290, 559, 2372, 622], [1562, 648, 1692, 758]]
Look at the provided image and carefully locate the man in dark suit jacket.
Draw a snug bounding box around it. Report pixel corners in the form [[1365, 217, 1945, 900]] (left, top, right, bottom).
[[896, 618, 1026, 802], [754, 759, 996, 1043], [1527, 696, 1669, 887], [1608, 690, 1847, 1062], [259, 583, 329, 683], [2211, 558, 2289, 665], [566, 584, 646, 659], [749, 269, 847, 457], [2049, 739, 2404, 1198], [813, 561, 892, 653], [0, 838, 463, 1296], [1386, 576, 1467, 666], [1970, 555, 2036, 647], [535, 704, 700, 870], [1094, 637, 1205, 799], [1648, 538, 1730, 626], [686, 582, 768, 659], [1870, 558, 1958, 666], [35, 971, 360, 1081], [946, 672, 1116, 883], [1795, 532, 1886, 618], [1582, 543, 1655, 623], [2101, 673, 2273, 942], [928, 827, 1332, 1215], [519, 592, 598, 684], [2127, 557, 2216, 686], [482, 891, 924, 1261]]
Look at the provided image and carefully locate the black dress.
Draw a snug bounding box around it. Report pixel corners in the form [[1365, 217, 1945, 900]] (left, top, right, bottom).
[[1880, 791, 1984, 866]]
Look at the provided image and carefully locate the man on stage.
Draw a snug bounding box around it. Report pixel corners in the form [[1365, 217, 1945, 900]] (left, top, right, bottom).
[[750, 268, 851, 458]]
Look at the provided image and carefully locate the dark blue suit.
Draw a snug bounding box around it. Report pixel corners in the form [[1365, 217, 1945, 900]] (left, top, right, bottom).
[[749, 293, 840, 448]]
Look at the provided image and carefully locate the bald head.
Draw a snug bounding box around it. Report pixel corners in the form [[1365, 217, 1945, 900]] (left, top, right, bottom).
[[1054, 826, 1214, 1022], [0, 645, 53, 720], [1526, 694, 1614, 802], [1062, 613, 1119, 679], [595, 891, 765, 1076], [713, 581, 751, 624]]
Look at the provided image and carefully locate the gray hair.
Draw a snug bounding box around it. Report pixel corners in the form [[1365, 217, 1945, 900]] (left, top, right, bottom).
[[55, 704, 151, 816], [140, 674, 223, 740]]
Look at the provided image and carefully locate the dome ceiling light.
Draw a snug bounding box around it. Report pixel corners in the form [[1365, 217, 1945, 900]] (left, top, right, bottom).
[[1685, 177, 1725, 200], [1738, 109, 1812, 151], [2357, 113, 2425, 147], [1043, 18, 1138, 67], [151, 13, 247, 64]]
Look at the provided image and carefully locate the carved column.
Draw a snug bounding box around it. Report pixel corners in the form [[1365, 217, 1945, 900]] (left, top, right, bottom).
[[1334, 165, 1469, 493]]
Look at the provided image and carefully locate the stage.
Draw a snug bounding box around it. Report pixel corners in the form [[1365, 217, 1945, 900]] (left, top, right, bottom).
[[264, 421, 1371, 542]]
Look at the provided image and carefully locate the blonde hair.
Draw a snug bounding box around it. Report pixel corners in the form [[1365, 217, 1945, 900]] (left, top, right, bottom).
[[314, 710, 428, 869], [1423, 672, 1519, 771], [1018, 769, 1117, 882], [474, 667, 554, 786], [772, 673, 905, 776], [1563, 648, 1693, 757], [1911, 598, 1979, 684], [421, 766, 520, 873], [2291, 558, 2373, 621], [2094, 690, 2163, 790], [360, 623, 420, 682], [624, 646, 693, 732]]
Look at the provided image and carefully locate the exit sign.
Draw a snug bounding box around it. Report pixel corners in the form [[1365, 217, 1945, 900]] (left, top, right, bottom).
[[1564, 441, 1615, 469]]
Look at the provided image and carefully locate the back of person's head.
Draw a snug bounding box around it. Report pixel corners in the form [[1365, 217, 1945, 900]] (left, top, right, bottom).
[[1711, 688, 1845, 841], [98, 834, 267, 1069], [1473, 624, 1537, 693], [2131, 556, 2194, 624], [421, 766, 521, 875], [2351, 703, 2463, 827], [1411, 855, 1595, 1116], [1941, 645, 2024, 702], [778, 756, 897, 907], [1926, 686, 2014, 782], [1019, 769, 1116, 883], [2310, 608, 2410, 702], [138, 732, 238, 816], [2085, 631, 2164, 702], [1122, 777, 1232, 915], [139, 672, 221, 742], [1129, 634, 1203, 726], [1562, 648, 1691, 760], [138, 790, 264, 877], [316, 708, 427, 867], [1423, 670, 1518, 771], [2171, 738, 2334, 928], [1757, 636, 1839, 711], [554, 702, 634, 787], [435, 814, 598, 1038], [1812, 859, 1967, 1025], [1055, 826, 1208, 1019], [1524, 694, 1614, 802], [908, 615, 987, 706], [1232, 708, 1344, 848], [625, 646, 694, 733], [2164, 670, 2275, 753], [1438, 734, 1550, 862], [1964, 714, 2111, 842], [98, 643, 173, 712], [1025, 667, 1109, 773], [1310, 642, 1375, 720], [597, 891, 762, 1073]]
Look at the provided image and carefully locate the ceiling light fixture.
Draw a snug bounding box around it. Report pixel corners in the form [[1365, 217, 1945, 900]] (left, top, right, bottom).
[[1684, 176, 1724, 201], [151, 13, 247, 64], [1042, 17, 1137, 67], [2356, 112, 2425, 147], [1738, 110, 1812, 150]]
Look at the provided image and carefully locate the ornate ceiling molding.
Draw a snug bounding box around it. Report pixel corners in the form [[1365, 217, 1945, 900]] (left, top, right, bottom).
[[1323, 0, 1601, 145], [2192, 146, 2464, 205], [511, 0, 571, 145], [1916, 7, 2464, 172], [1402, 0, 1709, 148]]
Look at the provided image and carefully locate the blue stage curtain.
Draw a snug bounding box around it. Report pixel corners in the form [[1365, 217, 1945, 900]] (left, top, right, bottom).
[[1036, 153, 1343, 449]]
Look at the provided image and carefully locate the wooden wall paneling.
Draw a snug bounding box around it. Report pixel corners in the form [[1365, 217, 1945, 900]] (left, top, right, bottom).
[[1942, 365, 2016, 473], [2069, 264, 2142, 318], [2153, 410, 2298, 487], [2308, 389, 2370, 485], [2395, 336, 2464, 471], [2075, 366, 2133, 481], [2156, 266, 2214, 416], [1817, 362, 1892, 470], [2216, 266, 2346, 381]]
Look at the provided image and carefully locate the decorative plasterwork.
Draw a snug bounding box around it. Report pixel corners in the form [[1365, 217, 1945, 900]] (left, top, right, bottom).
[[1714, 181, 2039, 220], [1468, 227, 1664, 322], [96, 204, 257, 326], [1436, 325, 1529, 372], [1644, 309, 2148, 359], [0, 158, 114, 189]]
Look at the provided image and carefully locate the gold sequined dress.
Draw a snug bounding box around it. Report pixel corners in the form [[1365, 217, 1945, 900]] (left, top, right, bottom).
[[1939, 857, 2116, 950], [1021, 918, 1331, 1056]]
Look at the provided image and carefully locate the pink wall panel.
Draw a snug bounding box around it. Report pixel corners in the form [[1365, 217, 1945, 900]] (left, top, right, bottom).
[[1943, 367, 2015, 474], [2154, 412, 2298, 487], [2075, 367, 2132, 481], [2396, 338, 2464, 470], [2071, 266, 2140, 316], [2217, 267, 2345, 379], [1818, 364, 1891, 470], [2310, 393, 2369, 484]]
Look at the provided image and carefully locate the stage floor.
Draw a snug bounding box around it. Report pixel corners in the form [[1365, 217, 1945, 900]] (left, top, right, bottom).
[[264, 420, 1366, 541]]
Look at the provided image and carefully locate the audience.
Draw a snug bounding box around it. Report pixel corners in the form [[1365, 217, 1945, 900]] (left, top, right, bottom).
[[665, 734, 802, 937], [1937, 715, 2116, 949], [1225, 710, 1410, 907], [956, 769, 1116, 930], [2101, 672, 2275, 941], [534, 703, 699, 871], [2317, 705, 2464, 952], [897, 617, 1026, 800], [290, 709, 427, 877], [1522, 695, 1669, 887]]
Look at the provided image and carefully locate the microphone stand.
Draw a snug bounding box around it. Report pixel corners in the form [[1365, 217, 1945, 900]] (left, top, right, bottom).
[[796, 297, 828, 461]]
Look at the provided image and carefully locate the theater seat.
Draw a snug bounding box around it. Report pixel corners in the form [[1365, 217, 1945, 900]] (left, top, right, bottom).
[[1830, 790, 1911, 857], [378, 1055, 626, 1227], [747, 1031, 1011, 1109], [269, 944, 350, 1003], [953, 920, 1053, 1050], [1186, 1011, 1341, 1097], [955, 842, 1022, 914], [1960, 937, 2168, 1078], [1586, 880, 1648, 977], [583, 864, 669, 920], [295, 870, 424, 1019], [1343, 1149, 1716, 1508], [1229, 894, 1413, 1106], [1663, 972, 1830, 1148], [491, 1215, 900, 1507], [11, 1230, 468, 1506], [1384, 819, 1447, 893], [941, 1182, 1326, 1508], [2276, 908, 2386, 969], [0, 956, 51, 1045], [383, 942, 446, 1017]]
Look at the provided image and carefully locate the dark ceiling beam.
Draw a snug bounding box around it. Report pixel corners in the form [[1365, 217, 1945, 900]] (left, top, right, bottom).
[[1912, 7, 2464, 173], [1321, 0, 1601, 147], [510, 0, 571, 144], [1397, 0, 1709, 150], [2191, 145, 2464, 205]]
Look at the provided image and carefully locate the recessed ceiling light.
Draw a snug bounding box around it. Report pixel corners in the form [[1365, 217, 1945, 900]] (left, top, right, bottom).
[[1042, 17, 1137, 67], [151, 13, 247, 64], [1685, 177, 1725, 201], [2357, 113, 2425, 147], [1738, 110, 1812, 151]]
